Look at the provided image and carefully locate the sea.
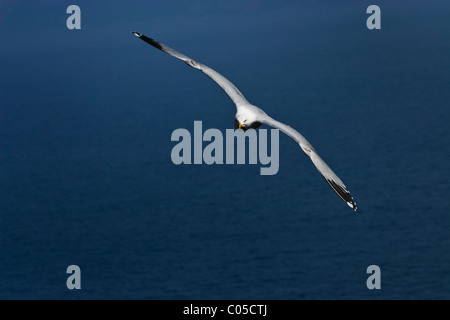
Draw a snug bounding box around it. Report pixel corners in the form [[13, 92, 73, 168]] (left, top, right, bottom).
[[0, 0, 449, 299]]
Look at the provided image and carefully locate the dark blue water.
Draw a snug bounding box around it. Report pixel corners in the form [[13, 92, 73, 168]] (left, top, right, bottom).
[[1, 0, 449, 299]]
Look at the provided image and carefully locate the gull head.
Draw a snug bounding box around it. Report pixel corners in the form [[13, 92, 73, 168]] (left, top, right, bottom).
[[234, 110, 262, 131]]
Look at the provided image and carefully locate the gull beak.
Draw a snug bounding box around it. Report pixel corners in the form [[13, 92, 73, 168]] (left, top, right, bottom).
[[233, 119, 242, 130]]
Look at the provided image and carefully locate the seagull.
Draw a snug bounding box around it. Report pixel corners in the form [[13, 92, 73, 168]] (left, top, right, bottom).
[[132, 31, 357, 211]]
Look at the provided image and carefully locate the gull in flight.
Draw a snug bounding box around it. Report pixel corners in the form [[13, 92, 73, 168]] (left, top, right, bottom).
[[132, 32, 357, 211]]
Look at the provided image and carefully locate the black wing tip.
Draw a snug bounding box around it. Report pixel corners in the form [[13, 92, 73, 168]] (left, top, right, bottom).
[[131, 31, 163, 50], [326, 179, 357, 212], [348, 200, 358, 212]]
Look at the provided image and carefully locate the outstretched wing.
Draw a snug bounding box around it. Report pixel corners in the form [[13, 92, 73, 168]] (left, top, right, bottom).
[[132, 32, 249, 107], [260, 116, 357, 211]]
